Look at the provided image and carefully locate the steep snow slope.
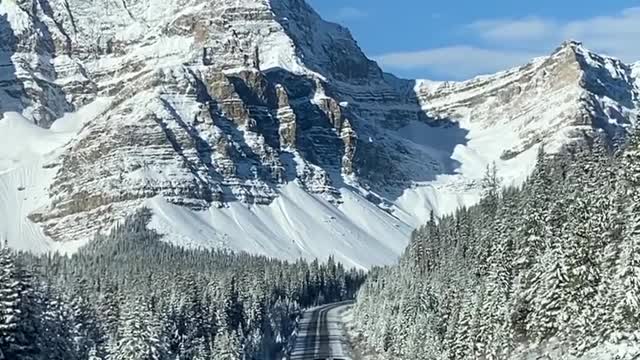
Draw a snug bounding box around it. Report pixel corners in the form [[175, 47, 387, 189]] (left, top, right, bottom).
[[0, 112, 85, 252], [147, 184, 411, 269], [0, 0, 639, 268]]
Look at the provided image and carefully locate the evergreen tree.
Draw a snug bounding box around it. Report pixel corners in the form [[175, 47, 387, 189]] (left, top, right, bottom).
[[112, 299, 166, 360], [37, 284, 76, 360], [352, 135, 640, 359], [212, 329, 242, 360], [0, 245, 40, 360]]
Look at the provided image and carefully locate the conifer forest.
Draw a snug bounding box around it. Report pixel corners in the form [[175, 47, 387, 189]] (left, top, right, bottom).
[[353, 132, 640, 359], [5, 133, 640, 360], [2, 0, 640, 358], [0, 210, 365, 359]]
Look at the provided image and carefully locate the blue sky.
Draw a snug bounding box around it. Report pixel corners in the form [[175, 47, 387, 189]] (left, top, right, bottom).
[[307, 0, 640, 80]]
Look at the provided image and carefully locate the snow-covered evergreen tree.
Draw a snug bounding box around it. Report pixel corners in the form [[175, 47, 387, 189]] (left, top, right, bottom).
[[0, 245, 40, 360], [212, 329, 242, 360], [112, 298, 166, 360], [353, 137, 640, 359]]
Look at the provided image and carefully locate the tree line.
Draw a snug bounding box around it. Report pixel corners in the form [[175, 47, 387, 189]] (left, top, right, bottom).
[[0, 209, 365, 359]]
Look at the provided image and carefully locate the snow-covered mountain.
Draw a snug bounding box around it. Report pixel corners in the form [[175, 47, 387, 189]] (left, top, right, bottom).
[[0, 0, 638, 268]]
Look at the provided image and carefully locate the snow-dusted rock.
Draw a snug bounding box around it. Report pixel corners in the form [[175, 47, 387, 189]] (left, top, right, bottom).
[[415, 41, 637, 166], [0, 1, 638, 267]]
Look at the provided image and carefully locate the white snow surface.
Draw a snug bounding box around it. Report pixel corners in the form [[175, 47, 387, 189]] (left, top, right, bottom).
[[0, 0, 32, 35], [0, 112, 87, 253], [147, 183, 410, 269]]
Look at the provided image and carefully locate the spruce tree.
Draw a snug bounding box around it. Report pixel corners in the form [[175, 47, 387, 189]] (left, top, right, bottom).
[[0, 245, 40, 360], [212, 329, 242, 360], [613, 131, 640, 340], [112, 298, 166, 360]]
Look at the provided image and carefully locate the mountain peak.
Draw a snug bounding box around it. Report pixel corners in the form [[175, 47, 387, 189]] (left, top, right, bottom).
[[560, 39, 584, 49], [0, 0, 639, 268], [549, 40, 588, 63]]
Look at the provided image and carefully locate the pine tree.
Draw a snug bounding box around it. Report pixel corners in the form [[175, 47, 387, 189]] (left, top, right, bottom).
[[481, 162, 501, 217], [37, 284, 76, 360], [0, 245, 40, 360], [97, 282, 121, 344], [212, 329, 242, 360], [112, 298, 166, 360], [450, 289, 477, 360], [69, 279, 105, 359], [612, 131, 640, 340]]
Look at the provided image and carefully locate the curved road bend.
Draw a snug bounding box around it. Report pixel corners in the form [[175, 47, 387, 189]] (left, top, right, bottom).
[[287, 301, 355, 360]]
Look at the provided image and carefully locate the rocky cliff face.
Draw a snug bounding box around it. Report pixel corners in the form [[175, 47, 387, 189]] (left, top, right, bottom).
[[0, 0, 638, 267]]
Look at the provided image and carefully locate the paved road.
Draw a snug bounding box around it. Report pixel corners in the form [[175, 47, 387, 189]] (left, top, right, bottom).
[[288, 301, 355, 360]]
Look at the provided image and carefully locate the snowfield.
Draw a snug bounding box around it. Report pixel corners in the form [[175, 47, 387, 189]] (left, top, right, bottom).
[[147, 183, 411, 269], [0, 112, 84, 253], [0, 99, 112, 252]]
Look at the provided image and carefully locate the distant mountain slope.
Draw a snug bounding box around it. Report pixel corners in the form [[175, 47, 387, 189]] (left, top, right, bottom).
[[0, 1, 638, 267], [408, 41, 638, 216]]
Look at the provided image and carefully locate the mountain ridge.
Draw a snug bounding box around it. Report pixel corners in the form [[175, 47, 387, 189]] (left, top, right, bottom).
[[0, 0, 638, 268]]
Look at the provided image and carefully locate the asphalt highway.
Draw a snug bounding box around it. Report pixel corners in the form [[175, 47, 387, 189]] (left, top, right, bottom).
[[287, 301, 355, 360]]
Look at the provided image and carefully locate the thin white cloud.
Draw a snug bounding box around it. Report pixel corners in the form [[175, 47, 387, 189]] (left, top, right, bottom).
[[375, 46, 538, 79], [374, 7, 640, 80], [334, 7, 368, 21], [467, 7, 640, 62], [468, 17, 556, 43], [563, 7, 640, 61]]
